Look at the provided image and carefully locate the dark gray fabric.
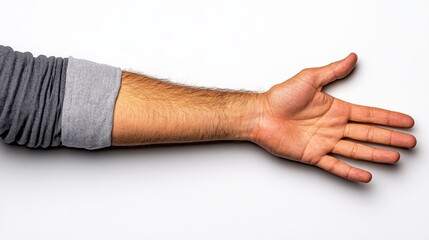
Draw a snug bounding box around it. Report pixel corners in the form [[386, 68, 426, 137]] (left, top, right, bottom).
[[0, 45, 68, 148]]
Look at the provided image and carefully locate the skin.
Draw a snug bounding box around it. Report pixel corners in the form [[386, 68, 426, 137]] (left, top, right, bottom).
[[112, 53, 416, 183]]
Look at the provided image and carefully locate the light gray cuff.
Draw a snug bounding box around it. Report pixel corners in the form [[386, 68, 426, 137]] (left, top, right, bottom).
[[61, 57, 122, 150]]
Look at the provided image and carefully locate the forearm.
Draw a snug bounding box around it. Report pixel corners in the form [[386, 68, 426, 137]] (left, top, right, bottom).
[[112, 71, 262, 146]]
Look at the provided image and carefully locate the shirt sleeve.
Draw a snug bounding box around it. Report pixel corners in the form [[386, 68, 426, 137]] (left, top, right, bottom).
[[0, 45, 122, 150], [0, 45, 67, 148], [61, 56, 122, 150]]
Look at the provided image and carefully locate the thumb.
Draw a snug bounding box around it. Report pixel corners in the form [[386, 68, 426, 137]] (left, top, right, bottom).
[[313, 53, 358, 88]]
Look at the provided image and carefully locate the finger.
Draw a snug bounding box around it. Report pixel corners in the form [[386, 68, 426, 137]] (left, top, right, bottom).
[[349, 104, 415, 128], [332, 140, 400, 164], [315, 155, 372, 183], [313, 53, 358, 88], [344, 124, 417, 148]]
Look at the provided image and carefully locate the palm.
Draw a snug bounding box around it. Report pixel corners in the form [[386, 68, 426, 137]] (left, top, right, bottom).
[[263, 79, 349, 163], [252, 53, 416, 183]]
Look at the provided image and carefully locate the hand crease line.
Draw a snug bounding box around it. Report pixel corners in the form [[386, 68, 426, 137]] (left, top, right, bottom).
[[299, 98, 335, 162]]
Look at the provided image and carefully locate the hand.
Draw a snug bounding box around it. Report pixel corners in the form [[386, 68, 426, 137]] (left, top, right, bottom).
[[251, 53, 416, 183]]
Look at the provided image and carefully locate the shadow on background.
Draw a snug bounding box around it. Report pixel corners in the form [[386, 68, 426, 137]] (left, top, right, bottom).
[[0, 138, 393, 194]]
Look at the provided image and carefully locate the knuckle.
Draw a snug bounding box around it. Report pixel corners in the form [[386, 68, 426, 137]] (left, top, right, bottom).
[[368, 107, 375, 123], [298, 68, 315, 79], [387, 111, 393, 125], [329, 159, 341, 173], [350, 143, 359, 159], [367, 126, 375, 142], [344, 124, 351, 138], [370, 148, 376, 162], [345, 166, 353, 180], [388, 129, 394, 145]]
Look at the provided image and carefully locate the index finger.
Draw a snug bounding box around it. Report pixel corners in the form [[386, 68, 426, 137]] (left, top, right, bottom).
[[349, 104, 415, 128]]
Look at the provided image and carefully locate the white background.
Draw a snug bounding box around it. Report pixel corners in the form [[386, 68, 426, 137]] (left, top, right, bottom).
[[0, 0, 428, 239]]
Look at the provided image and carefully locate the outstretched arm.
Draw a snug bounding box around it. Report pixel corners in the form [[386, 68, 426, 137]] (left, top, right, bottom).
[[111, 53, 416, 183]]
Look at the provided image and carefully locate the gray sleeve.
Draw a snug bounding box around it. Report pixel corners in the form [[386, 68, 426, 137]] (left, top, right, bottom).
[[61, 57, 122, 150], [0, 45, 122, 150], [0, 45, 67, 148]]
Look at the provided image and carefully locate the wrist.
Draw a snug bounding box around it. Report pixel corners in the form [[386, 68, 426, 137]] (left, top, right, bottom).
[[230, 92, 265, 142]]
